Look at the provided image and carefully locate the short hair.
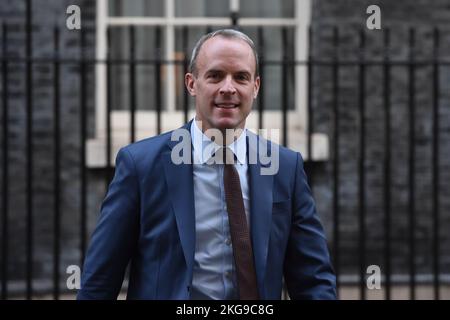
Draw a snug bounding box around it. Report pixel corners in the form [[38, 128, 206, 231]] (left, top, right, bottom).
[[189, 29, 259, 78]]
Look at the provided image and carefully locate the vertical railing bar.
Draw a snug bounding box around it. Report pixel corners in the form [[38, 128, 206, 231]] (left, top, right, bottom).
[[281, 28, 289, 301], [281, 27, 288, 147], [408, 27, 416, 300], [129, 25, 136, 143], [1, 23, 9, 300], [80, 27, 87, 269], [358, 28, 366, 300], [332, 26, 340, 293], [106, 27, 113, 189], [25, 0, 33, 300], [431, 27, 440, 300], [307, 25, 313, 186], [155, 27, 161, 135], [52, 26, 61, 300], [257, 26, 264, 131], [383, 27, 391, 300], [182, 26, 189, 124]]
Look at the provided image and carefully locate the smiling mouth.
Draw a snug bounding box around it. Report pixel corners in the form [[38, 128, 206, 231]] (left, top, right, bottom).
[[214, 103, 239, 109]]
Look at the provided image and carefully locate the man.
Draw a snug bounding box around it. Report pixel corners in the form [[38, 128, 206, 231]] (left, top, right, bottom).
[[78, 29, 336, 300]]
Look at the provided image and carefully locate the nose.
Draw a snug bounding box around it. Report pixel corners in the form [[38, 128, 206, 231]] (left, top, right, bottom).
[[219, 75, 236, 95]]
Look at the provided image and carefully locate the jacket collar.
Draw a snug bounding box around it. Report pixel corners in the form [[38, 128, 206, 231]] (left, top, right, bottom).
[[163, 121, 274, 297]]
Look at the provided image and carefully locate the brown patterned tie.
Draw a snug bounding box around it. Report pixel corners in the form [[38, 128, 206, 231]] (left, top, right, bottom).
[[223, 147, 259, 300]]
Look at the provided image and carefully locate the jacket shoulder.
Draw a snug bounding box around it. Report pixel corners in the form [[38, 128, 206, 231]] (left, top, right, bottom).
[[117, 130, 181, 171], [248, 130, 301, 164]]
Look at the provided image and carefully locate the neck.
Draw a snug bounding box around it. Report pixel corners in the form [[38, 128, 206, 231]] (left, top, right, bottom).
[[195, 118, 245, 146]]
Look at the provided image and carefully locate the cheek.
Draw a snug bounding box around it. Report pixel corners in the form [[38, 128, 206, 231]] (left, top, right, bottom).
[[196, 84, 215, 99], [243, 90, 256, 103]]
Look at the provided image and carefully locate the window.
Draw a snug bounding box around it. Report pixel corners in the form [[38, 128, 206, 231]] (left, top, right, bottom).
[[109, 0, 165, 17], [240, 0, 295, 18], [89, 0, 328, 167], [174, 0, 230, 17]]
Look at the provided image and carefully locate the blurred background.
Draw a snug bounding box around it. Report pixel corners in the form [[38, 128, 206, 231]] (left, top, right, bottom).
[[1, 0, 450, 300]]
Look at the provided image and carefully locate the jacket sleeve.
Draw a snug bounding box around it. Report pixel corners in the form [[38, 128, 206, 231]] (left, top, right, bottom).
[[283, 152, 337, 299], [77, 147, 140, 299]]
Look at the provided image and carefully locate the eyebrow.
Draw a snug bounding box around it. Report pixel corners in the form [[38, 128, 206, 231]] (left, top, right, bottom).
[[235, 71, 251, 77], [205, 69, 224, 75], [204, 69, 252, 77]]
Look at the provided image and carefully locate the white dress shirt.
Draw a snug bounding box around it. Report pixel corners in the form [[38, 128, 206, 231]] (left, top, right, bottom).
[[190, 119, 251, 300]]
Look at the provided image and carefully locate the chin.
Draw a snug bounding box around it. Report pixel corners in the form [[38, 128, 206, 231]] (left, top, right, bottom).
[[213, 118, 240, 130]]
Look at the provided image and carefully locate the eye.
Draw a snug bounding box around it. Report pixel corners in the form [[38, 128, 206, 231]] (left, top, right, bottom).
[[235, 73, 250, 81], [207, 72, 221, 80]]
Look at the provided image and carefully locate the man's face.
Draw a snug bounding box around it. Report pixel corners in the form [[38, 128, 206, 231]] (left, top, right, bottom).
[[185, 36, 260, 133]]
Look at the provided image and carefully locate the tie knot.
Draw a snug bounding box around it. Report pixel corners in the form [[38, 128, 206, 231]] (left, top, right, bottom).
[[222, 147, 236, 165]]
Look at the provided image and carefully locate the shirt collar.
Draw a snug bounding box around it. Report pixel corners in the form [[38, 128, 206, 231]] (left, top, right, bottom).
[[190, 118, 247, 165]]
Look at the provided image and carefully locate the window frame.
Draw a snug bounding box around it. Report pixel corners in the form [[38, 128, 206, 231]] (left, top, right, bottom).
[[89, 0, 328, 167]]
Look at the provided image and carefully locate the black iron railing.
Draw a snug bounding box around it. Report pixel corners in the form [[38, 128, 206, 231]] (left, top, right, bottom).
[[0, 23, 448, 300]]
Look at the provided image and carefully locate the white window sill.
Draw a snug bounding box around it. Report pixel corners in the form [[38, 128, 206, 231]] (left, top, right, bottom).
[[86, 110, 329, 168]]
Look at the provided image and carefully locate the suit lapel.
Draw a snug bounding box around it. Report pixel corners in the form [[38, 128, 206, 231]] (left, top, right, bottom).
[[247, 133, 274, 296], [161, 124, 274, 294], [162, 122, 196, 279]]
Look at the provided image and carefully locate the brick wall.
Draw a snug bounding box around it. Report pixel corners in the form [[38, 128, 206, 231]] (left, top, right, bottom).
[[0, 0, 97, 293], [1, 0, 450, 294], [311, 0, 450, 278]]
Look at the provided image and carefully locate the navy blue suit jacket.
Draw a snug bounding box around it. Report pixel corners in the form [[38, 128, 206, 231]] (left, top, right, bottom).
[[77, 121, 336, 299]]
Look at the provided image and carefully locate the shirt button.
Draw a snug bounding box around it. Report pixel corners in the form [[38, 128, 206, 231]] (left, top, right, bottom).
[[225, 238, 231, 246]]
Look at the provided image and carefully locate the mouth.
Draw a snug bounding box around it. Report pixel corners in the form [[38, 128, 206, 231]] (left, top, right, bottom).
[[214, 103, 239, 109]]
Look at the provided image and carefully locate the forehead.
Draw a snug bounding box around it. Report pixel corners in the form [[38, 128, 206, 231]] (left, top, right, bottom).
[[196, 36, 256, 74]]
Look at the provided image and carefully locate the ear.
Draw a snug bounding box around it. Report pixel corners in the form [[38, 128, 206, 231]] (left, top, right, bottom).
[[253, 76, 260, 99], [185, 73, 196, 97]]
